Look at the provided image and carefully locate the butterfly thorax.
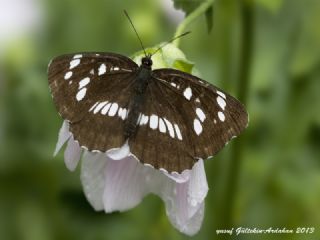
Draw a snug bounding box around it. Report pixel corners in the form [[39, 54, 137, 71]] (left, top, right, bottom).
[[124, 58, 153, 139]]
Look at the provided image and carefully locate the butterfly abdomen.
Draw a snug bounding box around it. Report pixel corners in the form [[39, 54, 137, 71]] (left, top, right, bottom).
[[124, 66, 152, 139]]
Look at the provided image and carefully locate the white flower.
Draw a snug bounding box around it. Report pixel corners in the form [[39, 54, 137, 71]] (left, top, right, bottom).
[[54, 121, 209, 236]]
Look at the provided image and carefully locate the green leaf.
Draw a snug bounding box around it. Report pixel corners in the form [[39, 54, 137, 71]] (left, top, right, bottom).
[[173, 59, 194, 73], [205, 6, 214, 33], [131, 43, 197, 75]]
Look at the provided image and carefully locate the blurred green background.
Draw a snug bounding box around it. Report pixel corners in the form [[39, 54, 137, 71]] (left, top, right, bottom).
[[0, 0, 319, 239]]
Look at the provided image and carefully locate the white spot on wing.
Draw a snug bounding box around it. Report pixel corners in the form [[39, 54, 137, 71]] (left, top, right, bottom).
[[64, 71, 72, 80], [193, 119, 203, 135], [174, 124, 183, 140], [120, 108, 127, 120], [150, 115, 158, 130], [79, 77, 90, 89], [170, 82, 177, 88], [76, 88, 87, 101], [70, 59, 80, 69], [101, 102, 111, 115], [114, 67, 119, 71], [164, 118, 175, 138], [118, 107, 123, 117], [98, 64, 106, 75], [196, 108, 206, 122], [139, 115, 149, 125], [73, 54, 83, 59], [217, 90, 226, 99], [136, 113, 142, 124], [89, 102, 99, 112], [218, 111, 225, 122], [108, 103, 118, 116], [217, 96, 226, 110], [183, 87, 192, 100], [159, 118, 166, 133], [94, 101, 108, 114], [121, 68, 132, 72], [195, 98, 200, 103]]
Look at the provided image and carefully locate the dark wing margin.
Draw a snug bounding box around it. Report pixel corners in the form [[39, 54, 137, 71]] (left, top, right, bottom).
[[130, 68, 248, 172], [48, 52, 138, 151]]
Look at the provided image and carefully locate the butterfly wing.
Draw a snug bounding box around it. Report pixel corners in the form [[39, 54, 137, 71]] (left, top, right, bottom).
[[48, 52, 138, 150], [48, 52, 138, 122], [129, 68, 248, 173], [129, 78, 196, 172]]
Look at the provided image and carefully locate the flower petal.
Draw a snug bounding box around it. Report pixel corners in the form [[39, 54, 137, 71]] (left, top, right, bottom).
[[64, 136, 82, 171], [79, 150, 208, 235], [187, 159, 208, 217], [81, 152, 107, 211], [53, 121, 71, 156], [179, 202, 205, 236], [163, 169, 191, 183], [102, 156, 150, 213], [151, 159, 208, 236], [106, 141, 130, 160]]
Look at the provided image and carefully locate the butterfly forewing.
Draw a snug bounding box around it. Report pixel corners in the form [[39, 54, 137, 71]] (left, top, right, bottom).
[[48, 52, 139, 150], [48, 52, 138, 123]]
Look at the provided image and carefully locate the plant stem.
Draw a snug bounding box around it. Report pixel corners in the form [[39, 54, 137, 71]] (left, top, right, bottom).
[[221, 0, 253, 230], [173, 0, 215, 47]]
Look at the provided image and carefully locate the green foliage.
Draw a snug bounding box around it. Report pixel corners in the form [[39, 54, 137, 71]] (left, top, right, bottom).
[[173, 0, 214, 32], [204, 6, 214, 33], [132, 43, 196, 75], [173, 0, 205, 14], [173, 59, 194, 73], [253, 0, 284, 13], [1, 0, 320, 239]]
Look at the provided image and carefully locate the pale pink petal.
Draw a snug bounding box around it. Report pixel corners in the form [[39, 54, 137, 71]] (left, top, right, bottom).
[[106, 141, 130, 160], [151, 159, 208, 236], [78, 150, 208, 235], [179, 202, 205, 236], [81, 152, 107, 211], [64, 136, 82, 171], [53, 121, 71, 156], [187, 159, 208, 218], [102, 156, 149, 213], [163, 169, 191, 183], [164, 182, 205, 236]]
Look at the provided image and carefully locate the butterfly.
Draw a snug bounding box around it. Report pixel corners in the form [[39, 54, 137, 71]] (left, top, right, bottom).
[[48, 12, 248, 174]]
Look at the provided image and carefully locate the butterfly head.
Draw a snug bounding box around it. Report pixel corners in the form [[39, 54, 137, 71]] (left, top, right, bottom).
[[141, 56, 153, 69]]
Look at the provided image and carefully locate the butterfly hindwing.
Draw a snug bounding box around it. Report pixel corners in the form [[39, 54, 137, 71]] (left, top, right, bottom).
[[69, 98, 131, 151], [129, 79, 197, 172]]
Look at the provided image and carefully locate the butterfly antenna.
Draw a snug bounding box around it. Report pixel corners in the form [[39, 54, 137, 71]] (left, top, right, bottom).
[[151, 31, 191, 57], [124, 10, 147, 57]]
